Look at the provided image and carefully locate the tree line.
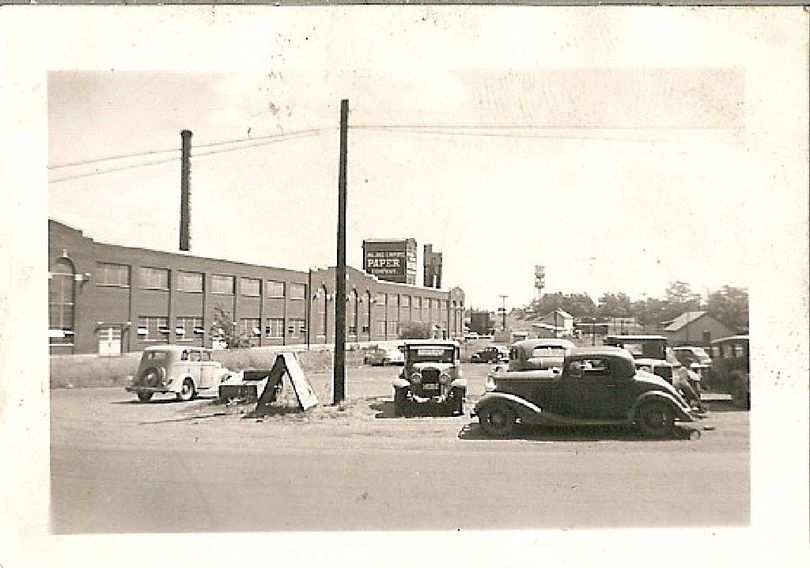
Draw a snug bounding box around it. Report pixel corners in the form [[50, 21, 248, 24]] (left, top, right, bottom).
[[512, 282, 749, 334]]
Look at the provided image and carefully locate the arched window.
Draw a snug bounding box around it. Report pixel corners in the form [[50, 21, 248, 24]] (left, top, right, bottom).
[[49, 258, 76, 352], [348, 288, 359, 337]]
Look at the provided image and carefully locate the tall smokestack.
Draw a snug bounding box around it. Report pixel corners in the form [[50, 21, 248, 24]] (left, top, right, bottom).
[[180, 129, 192, 251]]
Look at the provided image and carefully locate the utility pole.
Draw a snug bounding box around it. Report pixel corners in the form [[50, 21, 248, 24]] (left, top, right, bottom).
[[499, 294, 508, 331], [179, 129, 192, 251], [333, 99, 349, 405]]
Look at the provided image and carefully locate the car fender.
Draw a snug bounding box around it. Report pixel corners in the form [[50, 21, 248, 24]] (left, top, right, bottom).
[[450, 378, 467, 390], [629, 391, 693, 422], [473, 392, 543, 422], [167, 373, 194, 393], [392, 377, 411, 390]]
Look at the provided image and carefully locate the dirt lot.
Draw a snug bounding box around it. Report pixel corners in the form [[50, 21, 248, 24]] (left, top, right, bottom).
[[51, 361, 749, 533]]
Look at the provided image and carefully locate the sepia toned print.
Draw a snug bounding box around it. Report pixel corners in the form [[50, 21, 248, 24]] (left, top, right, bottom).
[[2, 5, 808, 568]]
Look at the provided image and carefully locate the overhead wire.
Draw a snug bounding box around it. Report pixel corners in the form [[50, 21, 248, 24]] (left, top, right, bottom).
[[49, 122, 721, 184], [48, 147, 181, 170], [48, 156, 180, 185], [48, 127, 334, 184], [47, 127, 333, 172]]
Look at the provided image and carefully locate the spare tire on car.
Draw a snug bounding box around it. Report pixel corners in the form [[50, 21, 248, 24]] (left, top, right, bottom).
[[142, 367, 164, 387]]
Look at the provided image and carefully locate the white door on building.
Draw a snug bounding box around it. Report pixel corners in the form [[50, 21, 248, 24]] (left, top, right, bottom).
[[98, 325, 122, 357]]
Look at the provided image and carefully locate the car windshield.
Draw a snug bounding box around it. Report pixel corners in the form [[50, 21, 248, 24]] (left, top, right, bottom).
[[691, 347, 710, 360], [617, 341, 666, 359], [408, 347, 455, 363]]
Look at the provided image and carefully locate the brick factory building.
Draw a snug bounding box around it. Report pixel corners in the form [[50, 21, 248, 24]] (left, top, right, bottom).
[[48, 219, 465, 355]]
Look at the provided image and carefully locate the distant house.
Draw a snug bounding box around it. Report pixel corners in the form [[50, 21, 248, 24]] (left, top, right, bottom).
[[661, 311, 734, 346], [533, 309, 574, 338]]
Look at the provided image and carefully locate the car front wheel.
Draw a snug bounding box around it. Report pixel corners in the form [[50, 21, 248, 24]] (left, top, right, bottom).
[[449, 386, 465, 416], [730, 375, 750, 409], [177, 379, 196, 402], [137, 392, 153, 402], [393, 387, 409, 417], [635, 402, 675, 438], [478, 403, 517, 437]]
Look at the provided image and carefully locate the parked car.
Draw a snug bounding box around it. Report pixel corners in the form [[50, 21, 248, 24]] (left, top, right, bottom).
[[672, 346, 712, 373], [125, 345, 228, 402], [473, 347, 698, 438], [604, 334, 674, 383], [708, 335, 750, 409], [471, 346, 509, 364], [364, 345, 405, 366], [392, 340, 466, 416], [508, 338, 576, 372]]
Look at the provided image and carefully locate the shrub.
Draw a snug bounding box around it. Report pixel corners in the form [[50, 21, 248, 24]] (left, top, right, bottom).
[[398, 321, 432, 339]]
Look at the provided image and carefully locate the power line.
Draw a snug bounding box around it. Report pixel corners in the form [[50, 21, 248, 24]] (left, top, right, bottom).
[[352, 124, 733, 131], [192, 129, 331, 159], [47, 127, 334, 171], [350, 125, 711, 144], [48, 128, 332, 184], [193, 127, 333, 150], [48, 147, 180, 170], [48, 156, 180, 185]]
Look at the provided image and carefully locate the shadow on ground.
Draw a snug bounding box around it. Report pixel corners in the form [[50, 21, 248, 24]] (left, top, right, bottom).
[[457, 421, 701, 442], [111, 395, 217, 405], [701, 400, 749, 413], [371, 399, 463, 420]]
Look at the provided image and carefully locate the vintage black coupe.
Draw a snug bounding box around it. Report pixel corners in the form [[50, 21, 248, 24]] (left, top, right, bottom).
[[473, 347, 698, 438]]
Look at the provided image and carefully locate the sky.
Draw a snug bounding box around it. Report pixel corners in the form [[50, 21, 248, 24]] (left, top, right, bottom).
[[47, 19, 758, 311]]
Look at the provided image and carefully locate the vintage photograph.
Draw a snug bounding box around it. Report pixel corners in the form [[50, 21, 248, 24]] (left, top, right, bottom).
[[2, 4, 809, 567]]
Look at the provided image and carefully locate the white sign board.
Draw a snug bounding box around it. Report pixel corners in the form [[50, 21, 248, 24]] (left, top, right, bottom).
[[277, 353, 319, 411]]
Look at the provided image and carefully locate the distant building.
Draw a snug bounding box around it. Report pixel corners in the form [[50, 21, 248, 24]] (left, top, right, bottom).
[[534, 309, 574, 337], [469, 310, 495, 336], [49, 220, 464, 355], [661, 311, 734, 346], [423, 244, 443, 289]]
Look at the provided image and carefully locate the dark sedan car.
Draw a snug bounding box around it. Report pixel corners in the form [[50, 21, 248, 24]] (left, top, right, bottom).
[[471, 346, 509, 363]]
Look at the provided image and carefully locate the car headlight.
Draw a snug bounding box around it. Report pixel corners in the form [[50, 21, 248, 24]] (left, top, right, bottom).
[[439, 372, 451, 385], [485, 376, 496, 392], [411, 372, 422, 384]]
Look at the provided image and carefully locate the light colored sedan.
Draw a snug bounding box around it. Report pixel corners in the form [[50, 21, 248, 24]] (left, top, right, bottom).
[[364, 346, 405, 366]]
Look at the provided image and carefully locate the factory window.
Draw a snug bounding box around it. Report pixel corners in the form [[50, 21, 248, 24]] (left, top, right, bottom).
[[377, 320, 387, 336], [289, 283, 306, 300], [414, 297, 422, 309], [97, 262, 130, 287], [176, 316, 204, 340], [241, 277, 261, 297], [137, 316, 169, 341], [401, 295, 410, 308], [387, 321, 398, 335], [49, 259, 76, 348], [239, 318, 261, 347], [265, 318, 284, 339], [138, 266, 169, 290], [177, 271, 203, 292], [267, 280, 286, 298], [288, 318, 306, 339], [387, 294, 398, 307], [212, 274, 235, 295], [376, 292, 386, 304]]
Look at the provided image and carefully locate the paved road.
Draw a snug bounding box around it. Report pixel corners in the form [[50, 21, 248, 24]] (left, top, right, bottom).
[[51, 365, 749, 533]]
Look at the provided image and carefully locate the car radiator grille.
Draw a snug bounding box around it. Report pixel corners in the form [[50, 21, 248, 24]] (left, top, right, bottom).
[[416, 369, 442, 397]]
